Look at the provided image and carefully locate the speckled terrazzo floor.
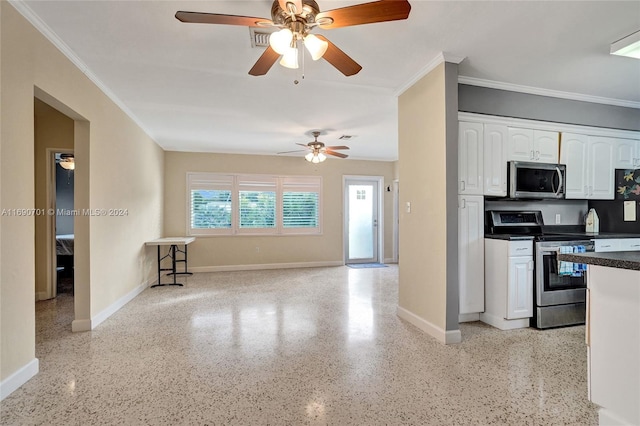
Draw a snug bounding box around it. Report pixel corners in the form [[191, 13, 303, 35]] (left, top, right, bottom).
[[1, 265, 598, 425]]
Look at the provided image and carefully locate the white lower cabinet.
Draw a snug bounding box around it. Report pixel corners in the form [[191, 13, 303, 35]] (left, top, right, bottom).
[[507, 256, 534, 319], [458, 195, 484, 318], [481, 238, 533, 330], [595, 238, 640, 252]]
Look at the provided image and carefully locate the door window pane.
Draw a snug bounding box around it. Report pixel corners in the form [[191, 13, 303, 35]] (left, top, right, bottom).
[[348, 185, 374, 259]]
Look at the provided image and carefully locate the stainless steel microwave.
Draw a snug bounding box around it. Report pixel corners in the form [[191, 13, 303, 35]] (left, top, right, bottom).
[[508, 161, 566, 199]]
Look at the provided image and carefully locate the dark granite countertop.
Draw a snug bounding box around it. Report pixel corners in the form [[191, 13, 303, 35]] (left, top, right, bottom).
[[558, 251, 640, 271], [558, 232, 640, 239]]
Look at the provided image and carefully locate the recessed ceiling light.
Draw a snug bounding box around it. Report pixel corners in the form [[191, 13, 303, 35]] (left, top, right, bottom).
[[611, 30, 640, 59]]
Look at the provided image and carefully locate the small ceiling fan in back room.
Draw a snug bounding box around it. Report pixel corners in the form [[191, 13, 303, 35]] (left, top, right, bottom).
[[175, 0, 411, 77], [278, 131, 350, 163]]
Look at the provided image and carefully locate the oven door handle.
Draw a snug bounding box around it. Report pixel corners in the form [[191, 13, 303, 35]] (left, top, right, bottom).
[[554, 166, 563, 197]]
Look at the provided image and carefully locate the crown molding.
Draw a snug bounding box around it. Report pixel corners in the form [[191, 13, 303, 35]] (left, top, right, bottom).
[[394, 52, 466, 97], [458, 76, 640, 110], [7, 0, 158, 141]]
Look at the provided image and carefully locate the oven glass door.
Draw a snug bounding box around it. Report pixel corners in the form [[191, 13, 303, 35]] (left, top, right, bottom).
[[541, 251, 586, 291], [515, 167, 562, 195]]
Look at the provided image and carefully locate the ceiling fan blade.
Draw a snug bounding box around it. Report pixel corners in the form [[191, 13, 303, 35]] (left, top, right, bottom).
[[249, 46, 280, 76], [278, 0, 303, 15], [296, 143, 311, 148], [316, 36, 362, 76], [316, 0, 411, 29], [325, 150, 349, 159], [325, 146, 350, 150], [175, 11, 272, 27], [277, 149, 308, 154]]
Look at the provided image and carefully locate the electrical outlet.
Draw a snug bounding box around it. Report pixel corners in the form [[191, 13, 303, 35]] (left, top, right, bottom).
[[555, 214, 561, 224], [255, 247, 260, 253], [406, 201, 411, 213]]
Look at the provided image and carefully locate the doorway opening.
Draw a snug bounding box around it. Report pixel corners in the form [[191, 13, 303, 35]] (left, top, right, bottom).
[[52, 151, 75, 296], [344, 176, 384, 264]]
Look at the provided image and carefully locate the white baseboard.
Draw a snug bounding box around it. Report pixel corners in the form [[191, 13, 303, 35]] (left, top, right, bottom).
[[598, 407, 633, 425], [190, 260, 343, 273], [479, 312, 530, 330], [0, 358, 39, 401], [71, 280, 148, 332], [397, 306, 462, 344], [459, 313, 480, 323]]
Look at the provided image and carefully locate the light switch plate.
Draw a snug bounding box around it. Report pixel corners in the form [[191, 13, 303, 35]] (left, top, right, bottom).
[[624, 201, 636, 222]]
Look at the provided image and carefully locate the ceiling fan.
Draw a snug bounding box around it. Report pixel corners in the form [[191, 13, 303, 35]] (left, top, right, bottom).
[[278, 131, 350, 162], [175, 0, 411, 77]]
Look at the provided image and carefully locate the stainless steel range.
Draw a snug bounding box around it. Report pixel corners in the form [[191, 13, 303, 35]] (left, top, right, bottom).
[[486, 210, 594, 329]]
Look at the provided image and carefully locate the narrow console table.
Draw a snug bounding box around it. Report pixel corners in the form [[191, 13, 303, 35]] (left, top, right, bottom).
[[145, 237, 195, 287]]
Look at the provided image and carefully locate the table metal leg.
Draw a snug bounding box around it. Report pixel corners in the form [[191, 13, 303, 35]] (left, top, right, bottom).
[[151, 244, 184, 288]]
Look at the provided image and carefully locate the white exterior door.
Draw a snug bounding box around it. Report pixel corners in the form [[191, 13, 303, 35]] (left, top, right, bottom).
[[345, 178, 381, 264]]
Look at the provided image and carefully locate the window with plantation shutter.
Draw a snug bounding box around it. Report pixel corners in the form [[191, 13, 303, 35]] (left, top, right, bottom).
[[282, 176, 321, 234], [188, 173, 234, 235], [237, 175, 277, 233], [186, 173, 322, 236]]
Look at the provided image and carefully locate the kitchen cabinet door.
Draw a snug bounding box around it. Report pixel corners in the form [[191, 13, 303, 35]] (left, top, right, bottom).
[[508, 127, 559, 163], [507, 127, 534, 162], [620, 239, 640, 251], [459, 122, 484, 195], [614, 138, 640, 169], [588, 136, 615, 200], [483, 124, 508, 196], [507, 256, 533, 319], [534, 130, 560, 163], [458, 195, 484, 314], [561, 133, 589, 199]]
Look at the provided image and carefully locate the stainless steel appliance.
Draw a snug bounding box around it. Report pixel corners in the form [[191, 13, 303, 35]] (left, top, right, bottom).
[[486, 210, 592, 329], [534, 239, 593, 329], [508, 161, 566, 199]]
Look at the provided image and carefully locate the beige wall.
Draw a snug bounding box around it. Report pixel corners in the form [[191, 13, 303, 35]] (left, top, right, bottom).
[[164, 151, 395, 268], [1, 2, 164, 385], [34, 99, 74, 299], [397, 62, 459, 341]]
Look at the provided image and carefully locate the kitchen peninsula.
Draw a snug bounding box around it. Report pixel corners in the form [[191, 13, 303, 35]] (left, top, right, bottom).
[[558, 250, 640, 426]]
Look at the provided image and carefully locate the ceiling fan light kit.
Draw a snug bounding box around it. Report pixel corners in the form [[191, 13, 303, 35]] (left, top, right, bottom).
[[278, 131, 350, 162], [175, 0, 411, 77]]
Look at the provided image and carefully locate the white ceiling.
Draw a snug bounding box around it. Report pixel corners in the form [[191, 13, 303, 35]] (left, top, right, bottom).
[[17, 0, 640, 161]]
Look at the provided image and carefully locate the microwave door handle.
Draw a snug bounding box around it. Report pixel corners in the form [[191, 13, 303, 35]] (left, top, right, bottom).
[[555, 167, 563, 196]]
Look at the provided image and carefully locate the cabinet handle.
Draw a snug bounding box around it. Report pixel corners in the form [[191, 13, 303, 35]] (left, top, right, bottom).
[[460, 181, 465, 192], [460, 198, 466, 209], [530, 150, 535, 160], [528, 260, 534, 271], [536, 150, 540, 160]]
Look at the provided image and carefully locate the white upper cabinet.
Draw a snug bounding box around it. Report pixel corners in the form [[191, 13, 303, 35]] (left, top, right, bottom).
[[588, 136, 615, 199], [561, 133, 589, 199], [614, 138, 640, 169], [459, 122, 484, 195], [561, 133, 615, 199], [507, 128, 559, 163], [483, 124, 508, 197]]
